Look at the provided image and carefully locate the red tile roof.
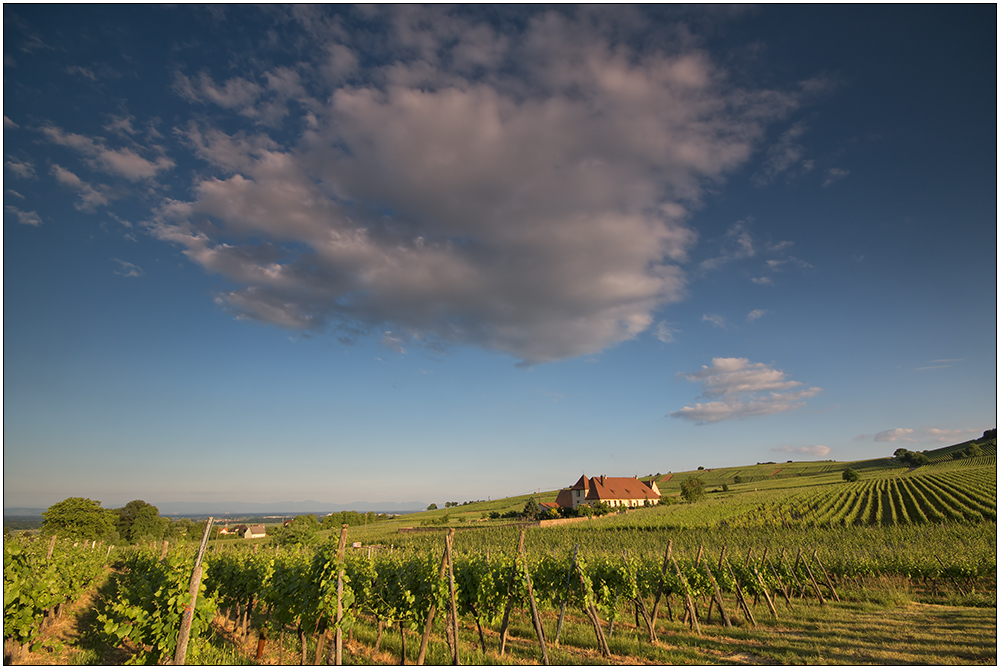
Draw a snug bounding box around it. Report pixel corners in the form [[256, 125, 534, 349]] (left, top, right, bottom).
[[585, 475, 658, 502]]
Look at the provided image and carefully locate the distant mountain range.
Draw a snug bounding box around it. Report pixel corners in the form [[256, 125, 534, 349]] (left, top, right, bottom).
[[4, 500, 429, 517]]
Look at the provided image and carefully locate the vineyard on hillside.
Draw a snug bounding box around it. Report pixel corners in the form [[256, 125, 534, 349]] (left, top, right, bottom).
[[4, 436, 997, 665], [739, 465, 997, 528]]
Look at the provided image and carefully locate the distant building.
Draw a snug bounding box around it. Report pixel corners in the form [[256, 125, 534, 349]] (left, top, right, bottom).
[[241, 524, 266, 539], [555, 475, 661, 509]]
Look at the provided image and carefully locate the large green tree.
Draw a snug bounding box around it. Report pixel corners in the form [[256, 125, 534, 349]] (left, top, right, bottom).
[[41, 497, 115, 541], [116, 500, 167, 543]]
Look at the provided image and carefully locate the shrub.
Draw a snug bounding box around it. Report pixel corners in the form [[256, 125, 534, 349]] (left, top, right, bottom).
[[842, 468, 860, 482], [680, 478, 705, 503]]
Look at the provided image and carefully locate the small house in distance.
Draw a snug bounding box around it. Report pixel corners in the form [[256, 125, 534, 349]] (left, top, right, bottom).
[[241, 524, 266, 539], [555, 475, 661, 509]]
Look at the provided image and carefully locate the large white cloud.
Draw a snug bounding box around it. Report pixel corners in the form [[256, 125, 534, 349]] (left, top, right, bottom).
[[671, 357, 821, 423], [142, 8, 803, 363]]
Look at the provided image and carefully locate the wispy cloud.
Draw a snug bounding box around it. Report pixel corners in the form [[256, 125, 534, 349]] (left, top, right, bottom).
[[822, 167, 850, 187], [380, 331, 406, 354], [671, 357, 821, 423], [113, 259, 144, 278], [702, 314, 726, 329], [653, 321, 679, 344], [746, 309, 769, 322], [914, 358, 963, 371], [752, 121, 811, 186], [5, 156, 35, 178], [853, 426, 977, 444], [40, 125, 173, 181], [4, 205, 42, 226], [50, 164, 114, 212], [700, 219, 756, 271]]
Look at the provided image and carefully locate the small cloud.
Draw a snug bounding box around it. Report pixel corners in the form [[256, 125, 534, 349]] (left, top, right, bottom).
[[751, 276, 773, 286], [822, 167, 850, 188], [653, 321, 678, 343], [874, 428, 916, 442], [66, 65, 97, 81], [702, 314, 726, 329], [380, 331, 406, 354], [4, 116, 18, 128], [752, 121, 809, 186], [700, 219, 755, 271], [746, 309, 769, 323], [771, 444, 831, 458], [766, 256, 813, 271], [671, 357, 821, 424], [5, 156, 36, 178], [7, 189, 25, 199], [856, 426, 977, 444], [4, 205, 42, 226], [50, 164, 114, 211], [113, 258, 144, 277]]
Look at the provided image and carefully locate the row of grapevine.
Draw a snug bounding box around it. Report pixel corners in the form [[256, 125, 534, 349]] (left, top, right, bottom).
[[202, 531, 948, 664], [90, 546, 218, 665], [3, 536, 109, 661], [205, 533, 355, 664], [745, 466, 996, 528]]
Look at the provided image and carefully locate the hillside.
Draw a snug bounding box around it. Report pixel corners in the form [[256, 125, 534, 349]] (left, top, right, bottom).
[[369, 434, 997, 532]]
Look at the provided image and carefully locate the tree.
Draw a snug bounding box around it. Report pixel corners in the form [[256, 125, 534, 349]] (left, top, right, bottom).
[[426, 503, 438, 511], [842, 468, 860, 482], [273, 514, 320, 547], [117, 500, 167, 543], [894, 449, 930, 467], [733, 475, 744, 485], [41, 497, 115, 541], [522, 497, 541, 519], [680, 478, 705, 503]]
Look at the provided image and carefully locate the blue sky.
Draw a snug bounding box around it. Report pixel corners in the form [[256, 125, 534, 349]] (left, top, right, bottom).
[[4, 5, 995, 511]]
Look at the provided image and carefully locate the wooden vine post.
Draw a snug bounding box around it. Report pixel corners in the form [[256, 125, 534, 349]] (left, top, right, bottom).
[[554, 544, 579, 646], [445, 529, 461, 666], [416, 529, 453, 665], [725, 559, 756, 628], [172, 517, 214, 666], [498, 529, 526, 656], [670, 557, 701, 636], [812, 551, 841, 602], [649, 539, 673, 634], [766, 556, 794, 609], [519, 532, 549, 665], [701, 562, 732, 628], [574, 559, 611, 657], [752, 566, 778, 618], [329, 524, 350, 666], [795, 549, 826, 605]]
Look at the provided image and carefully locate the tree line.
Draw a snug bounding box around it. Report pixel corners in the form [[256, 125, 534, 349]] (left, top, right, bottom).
[[38, 497, 205, 543]]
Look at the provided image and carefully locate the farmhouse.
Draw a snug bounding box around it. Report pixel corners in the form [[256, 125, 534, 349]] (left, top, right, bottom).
[[554, 475, 661, 509], [241, 524, 266, 539]]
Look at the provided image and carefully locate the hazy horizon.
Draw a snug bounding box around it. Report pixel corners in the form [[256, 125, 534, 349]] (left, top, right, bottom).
[[4, 6, 995, 511]]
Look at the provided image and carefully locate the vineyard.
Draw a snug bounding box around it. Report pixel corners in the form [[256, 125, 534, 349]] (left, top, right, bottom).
[[3, 437, 997, 664]]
